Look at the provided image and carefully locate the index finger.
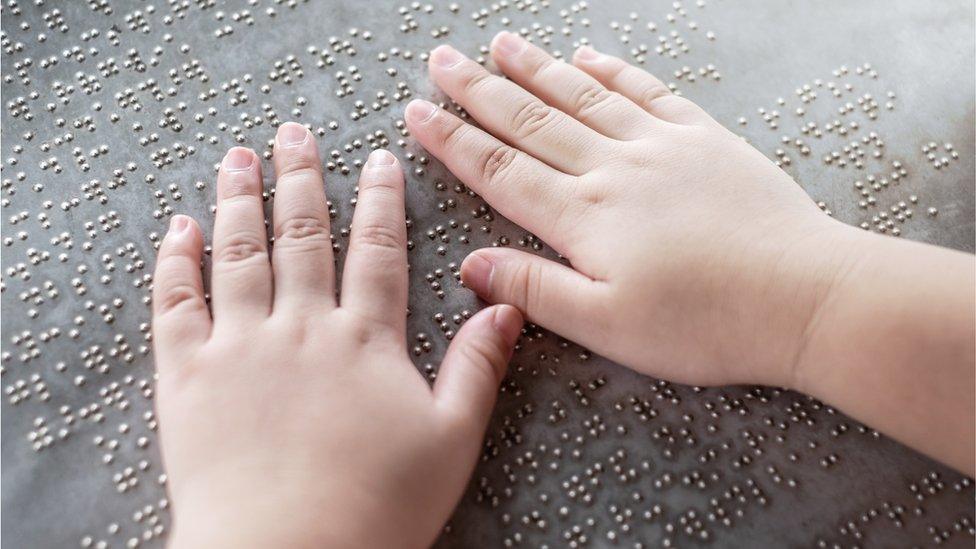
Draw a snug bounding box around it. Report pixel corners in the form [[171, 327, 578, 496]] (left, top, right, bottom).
[[404, 99, 584, 254]]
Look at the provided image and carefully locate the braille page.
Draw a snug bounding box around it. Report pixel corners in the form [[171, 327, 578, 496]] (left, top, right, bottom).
[[1, 1, 973, 547]]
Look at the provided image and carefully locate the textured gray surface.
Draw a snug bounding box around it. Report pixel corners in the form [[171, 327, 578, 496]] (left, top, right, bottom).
[[2, 0, 974, 547]]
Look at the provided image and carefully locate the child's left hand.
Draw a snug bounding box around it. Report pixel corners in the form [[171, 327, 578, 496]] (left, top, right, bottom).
[[151, 122, 522, 548]]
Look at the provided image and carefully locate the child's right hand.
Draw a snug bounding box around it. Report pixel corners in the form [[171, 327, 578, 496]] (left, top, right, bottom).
[[405, 33, 856, 389]]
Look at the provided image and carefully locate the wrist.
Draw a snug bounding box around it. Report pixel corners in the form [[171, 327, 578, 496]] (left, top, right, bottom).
[[742, 214, 870, 390], [167, 480, 433, 549], [783, 219, 874, 393]]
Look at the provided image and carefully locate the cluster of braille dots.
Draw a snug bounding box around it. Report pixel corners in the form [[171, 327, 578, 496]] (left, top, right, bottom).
[[739, 63, 951, 242], [470, 375, 843, 545], [611, 4, 710, 64], [122, 8, 152, 34], [922, 141, 958, 170], [822, 131, 887, 169], [820, 473, 975, 546], [6, 372, 51, 406], [1, 1, 972, 547], [770, 135, 812, 167], [399, 1, 437, 33], [267, 55, 304, 85], [80, 498, 169, 549], [672, 64, 720, 82], [858, 194, 926, 236]]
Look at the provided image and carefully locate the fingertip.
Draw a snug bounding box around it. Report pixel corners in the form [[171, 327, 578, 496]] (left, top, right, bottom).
[[405, 99, 438, 125], [365, 149, 399, 169], [429, 44, 464, 69], [490, 30, 528, 59], [163, 215, 202, 249], [491, 304, 523, 351], [221, 146, 256, 172], [275, 121, 311, 148], [168, 213, 191, 234], [460, 251, 494, 299], [573, 45, 604, 64], [573, 44, 605, 61]]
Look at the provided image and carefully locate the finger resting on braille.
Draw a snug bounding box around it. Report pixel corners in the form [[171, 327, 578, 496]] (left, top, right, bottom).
[[211, 146, 274, 322], [572, 48, 670, 110], [434, 304, 522, 429], [490, 32, 654, 140], [459, 247, 604, 347], [152, 215, 211, 361], [573, 46, 716, 127], [341, 149, 408, 334], [270, 122, 336, 311], [427, 44, 606, 175], [404, 100, 578, 254]]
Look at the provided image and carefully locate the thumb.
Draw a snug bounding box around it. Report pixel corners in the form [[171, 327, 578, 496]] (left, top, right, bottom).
[[459, 247, 602, 344], [434, 305, 522, 429]]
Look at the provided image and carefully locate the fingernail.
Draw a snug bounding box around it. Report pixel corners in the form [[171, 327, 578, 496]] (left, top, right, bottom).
[[493, 31, 527, 57], [492, 305, 523, 347], [405, 99, 438, 124], [461, 252, 494, 298], [366, 149, 396, 167], [575, 45, 603, 62], [431, 45, 464, 68], [277, 122, 309, 148], [222, 147, 254, 172], [169, 214, 190, 234]]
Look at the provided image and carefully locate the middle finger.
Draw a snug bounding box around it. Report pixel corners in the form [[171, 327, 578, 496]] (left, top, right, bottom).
[[427, 45, 610, 176]]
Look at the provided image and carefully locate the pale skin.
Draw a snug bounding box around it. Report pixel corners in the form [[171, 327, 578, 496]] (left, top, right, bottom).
[[153, 31, 975, 548]]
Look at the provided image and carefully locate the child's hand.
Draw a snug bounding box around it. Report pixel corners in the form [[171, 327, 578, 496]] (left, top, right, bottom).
[[406, 33, 974, 475], [405, 32, 856, 388], [152, 123, 522, 548]]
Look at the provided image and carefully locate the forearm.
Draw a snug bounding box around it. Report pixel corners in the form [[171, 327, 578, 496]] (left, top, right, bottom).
[[794, 227, 975, 475]]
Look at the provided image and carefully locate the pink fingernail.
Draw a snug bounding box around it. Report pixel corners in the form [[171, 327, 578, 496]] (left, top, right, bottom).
[[169, 214, 190, 234], [492, 305, 523, 344], [431, 45, 464, 68], [277, 122, 309, 148], [461, 252, 494, 299], [222, 147, 254, 172], [492, 31, 527, 57], [367, 149, 396, 167], [405, 100, 438, 124], [575, 45, 603, 62]]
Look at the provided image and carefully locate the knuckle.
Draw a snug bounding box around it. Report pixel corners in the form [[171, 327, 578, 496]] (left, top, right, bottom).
[[276, 215, 331, 247], [338, 310, 399, 348], [510, 100, 558, 140], [276, 165, 321, 187], [481, 145, 519, 187], [443, 119, 472, 150], [458, 338, 503, 384], [529, 56, 558, 80], [666, 96, 710, 121], [219, 192, 263, 211], [637, 84, 672, 110], [360, 175, 402, 195], [511, 259, 546, 316], [604, 57, 629, 79], [155, 282, 203, 315], [219, 181, 262, 202], [354, 222, 404, 254], [572, 84, 616, 118], [215, 233, 267, 265], [574, 183, 606, 208], [568, 182, 606, 221], [461, 69, 493, 96]]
